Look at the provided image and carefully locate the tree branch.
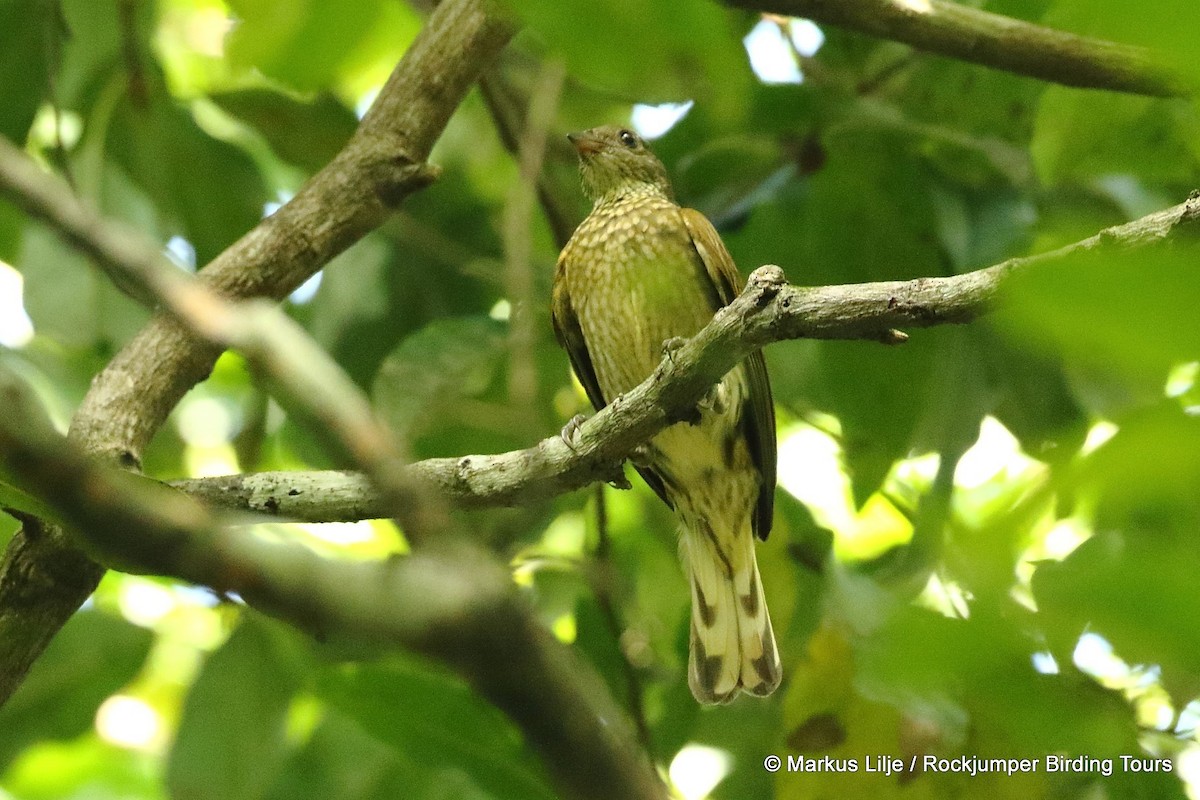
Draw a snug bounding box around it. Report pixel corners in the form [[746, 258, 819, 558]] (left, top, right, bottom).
[[0, 0, 514, 707], [0, 369, 666, 800], [173, 194, 1200, 520], [727, 0, 1189, 97]]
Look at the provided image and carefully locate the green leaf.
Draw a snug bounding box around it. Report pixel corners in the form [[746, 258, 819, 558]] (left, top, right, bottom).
[[1045, 0, 1200, 90], [106, 96, 267, 264], [0, 476, 64, 527], [301, 163, 504, 394], [570, 590, 630, 716], [0, 513, 16, 549], [167, 615, 308, 800], [998, 244, 1200, 391], [1031, 91, 1197, 186], [2, 737, 165, 800], [503, 0, 751, 110], [210, 89, 358, 173], [371, 316, 506, 442], [1075, 403, 1200, 530], [1033, 526, 1200, 690], [723, 131, 949, 502], [0, 0, 56, 143], [56, 0, 151, 111], [0, 197, 24, 262], [318, 657, 556, 800], [672, 133, 791, 226], [982, 333, 1088, 464], [1032, 403, 1200, 700], [889, 45, 1044, 148], [16, 222, 151, 350], [265, 712, 403, 800], [811, 338, 938, 505], [0, 611, 152, 770], [856, 605, 1136, 757], [224, 0, 406, 91]]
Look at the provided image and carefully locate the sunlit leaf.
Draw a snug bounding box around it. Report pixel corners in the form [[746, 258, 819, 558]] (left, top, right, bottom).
[[502, 0, 751, 111], [224, 0, 409, 92], [211, 89, 358, 173]]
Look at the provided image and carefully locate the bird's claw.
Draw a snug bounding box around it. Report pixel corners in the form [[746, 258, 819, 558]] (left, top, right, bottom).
[[630, 443, 654, 468], [661, 336, 688, 363], [697, 381, 729, 417], [560, 413, 587, 452]]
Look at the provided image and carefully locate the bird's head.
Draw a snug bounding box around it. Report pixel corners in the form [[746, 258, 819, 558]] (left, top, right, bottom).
[[567, 125, 673, 205]]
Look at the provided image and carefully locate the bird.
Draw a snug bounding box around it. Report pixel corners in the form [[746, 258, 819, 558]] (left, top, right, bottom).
[[552, 125, 780, 704]]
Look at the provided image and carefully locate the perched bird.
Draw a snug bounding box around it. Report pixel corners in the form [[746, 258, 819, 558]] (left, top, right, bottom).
[[553, 125, 780, 704]]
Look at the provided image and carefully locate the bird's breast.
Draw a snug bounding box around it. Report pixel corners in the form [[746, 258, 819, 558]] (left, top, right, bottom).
[[562, 195, 715, 399]]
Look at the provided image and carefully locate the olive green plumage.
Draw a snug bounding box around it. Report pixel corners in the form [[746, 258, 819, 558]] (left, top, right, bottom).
[[553, 125, 781, 704]]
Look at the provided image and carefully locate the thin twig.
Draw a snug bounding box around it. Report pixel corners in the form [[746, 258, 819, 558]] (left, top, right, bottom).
[[590, 484, 654, 752], [117, 0, 149, 108], [503, 58, 565, 407], [480, 56, 581, 249]]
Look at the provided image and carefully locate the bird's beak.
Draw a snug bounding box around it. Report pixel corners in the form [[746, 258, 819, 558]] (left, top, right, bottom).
[[567, 131, 603, 157]]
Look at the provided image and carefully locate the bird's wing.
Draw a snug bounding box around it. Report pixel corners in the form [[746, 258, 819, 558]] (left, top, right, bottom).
[[681, 207, 777, 541], [552, 250, 675, 510], [551, 253, 607, 412]]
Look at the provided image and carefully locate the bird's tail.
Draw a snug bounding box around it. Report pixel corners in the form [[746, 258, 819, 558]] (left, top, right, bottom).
[[683, 522, 781, 704]]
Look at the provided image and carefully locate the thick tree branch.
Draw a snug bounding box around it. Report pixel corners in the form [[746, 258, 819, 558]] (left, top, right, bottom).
[[0, 0, 514, 707], [175, 194, 1200, 521], [0, 370, 666, 800], [728, 0, 1189, 97]]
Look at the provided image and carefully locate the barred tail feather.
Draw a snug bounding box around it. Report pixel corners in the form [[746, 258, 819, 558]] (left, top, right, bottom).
[[684, 524, 781, 704]]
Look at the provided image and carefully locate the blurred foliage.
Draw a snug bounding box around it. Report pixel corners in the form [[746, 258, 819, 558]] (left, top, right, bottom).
[[1, 0, 1199, 799]]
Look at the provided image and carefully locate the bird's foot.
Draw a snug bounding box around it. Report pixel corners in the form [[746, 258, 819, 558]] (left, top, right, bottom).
[[629, 443, 655, 468], [676, 403, 703, 426], [661, 336, 688, 363], [606, 465, 632, 491], [559, 414, 587, 452], [697, 381, 729, 416]]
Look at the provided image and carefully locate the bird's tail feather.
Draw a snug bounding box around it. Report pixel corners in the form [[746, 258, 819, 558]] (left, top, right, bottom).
[[684, 523, 781, 704]]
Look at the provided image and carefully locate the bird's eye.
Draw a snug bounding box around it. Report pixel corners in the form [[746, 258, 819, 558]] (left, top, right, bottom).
[[618, 129, 639, 149]]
